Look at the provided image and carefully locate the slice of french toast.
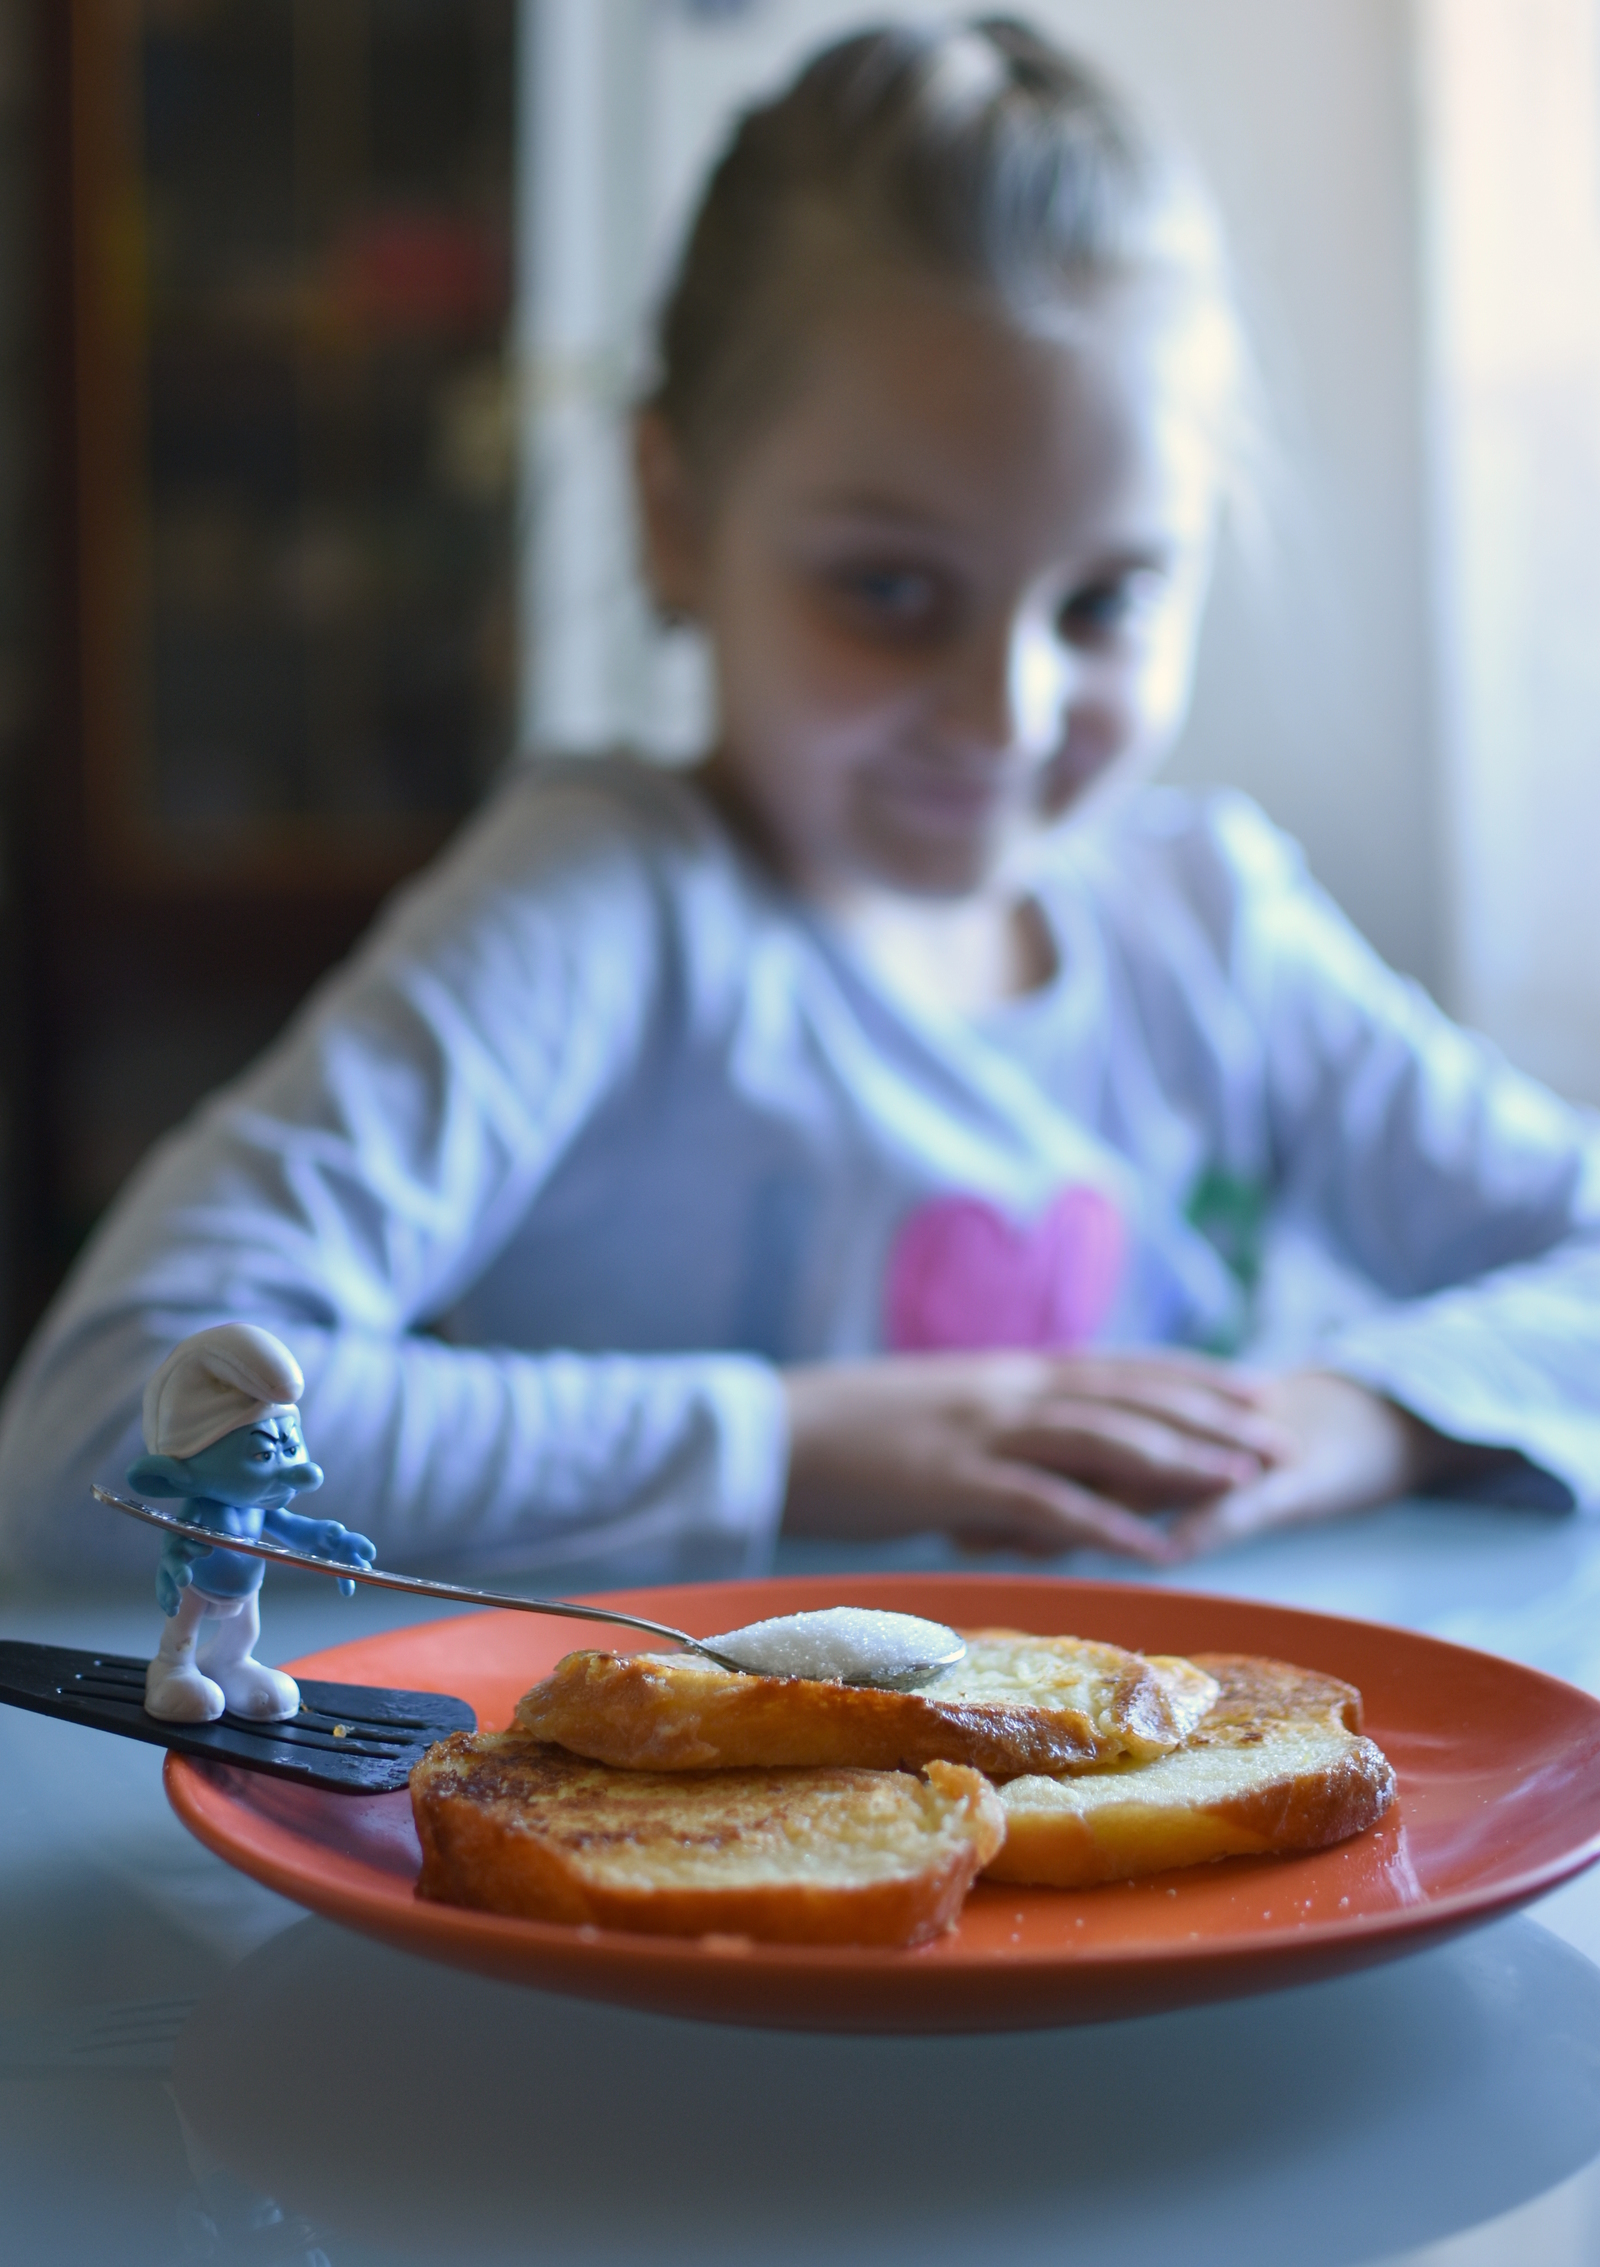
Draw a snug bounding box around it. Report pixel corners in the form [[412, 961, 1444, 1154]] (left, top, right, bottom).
[[982, 1652, 1396, 1887], [511, 1629, 1218, 1778], [411, 1733, 1004, 1946]]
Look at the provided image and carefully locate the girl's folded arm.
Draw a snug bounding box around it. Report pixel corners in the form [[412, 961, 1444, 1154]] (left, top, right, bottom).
[[1219, 798, 1600, 1508], [0, 776, 788, 1582]]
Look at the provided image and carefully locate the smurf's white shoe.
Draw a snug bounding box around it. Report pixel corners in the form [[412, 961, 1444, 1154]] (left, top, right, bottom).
[[204, 1659, 300, 1720], [144, 1657, 226, 1722]]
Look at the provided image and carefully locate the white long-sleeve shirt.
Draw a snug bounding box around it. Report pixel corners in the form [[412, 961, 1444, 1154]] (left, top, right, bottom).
[[3, 756, 1596, 1583]]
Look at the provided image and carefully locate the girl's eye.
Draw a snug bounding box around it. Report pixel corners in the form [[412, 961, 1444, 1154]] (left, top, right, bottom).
[[830, 565, 945, 629], [1058, 573, 1163, 642]]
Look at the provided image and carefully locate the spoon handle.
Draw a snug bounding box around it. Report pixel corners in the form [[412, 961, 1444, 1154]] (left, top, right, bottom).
[[90, 1486, 704, 1654]]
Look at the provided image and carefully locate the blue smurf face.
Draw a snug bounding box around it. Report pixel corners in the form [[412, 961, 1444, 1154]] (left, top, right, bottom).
[[180, 1412, 325, 1512]]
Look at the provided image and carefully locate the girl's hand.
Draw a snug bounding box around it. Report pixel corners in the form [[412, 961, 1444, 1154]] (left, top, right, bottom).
[[781, 1351, 1293, 1564], [1163, 1370, 1491, 1561]]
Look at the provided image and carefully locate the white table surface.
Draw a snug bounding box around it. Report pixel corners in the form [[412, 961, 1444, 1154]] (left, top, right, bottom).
[[6, 1502, 1600, 2266]]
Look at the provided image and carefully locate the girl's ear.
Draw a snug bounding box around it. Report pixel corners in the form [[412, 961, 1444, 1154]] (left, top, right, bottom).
[[633, 408, 706, 622], [127, 1452, 192, 1498]]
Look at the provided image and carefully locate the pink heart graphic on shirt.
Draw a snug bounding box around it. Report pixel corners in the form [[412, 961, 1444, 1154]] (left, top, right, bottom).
[[885, 1186, 1124, 1352]]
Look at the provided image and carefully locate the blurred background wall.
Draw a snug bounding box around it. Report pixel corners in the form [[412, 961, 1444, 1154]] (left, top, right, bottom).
[[3, 0, 1598, 1367]]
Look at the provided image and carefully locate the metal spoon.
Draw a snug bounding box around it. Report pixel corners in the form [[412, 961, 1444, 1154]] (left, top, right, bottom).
[[92, 1488, 967, 1691]]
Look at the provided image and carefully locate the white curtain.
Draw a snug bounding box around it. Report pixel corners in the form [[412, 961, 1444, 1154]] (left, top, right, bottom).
[[1418, 0, 1600, 1105]]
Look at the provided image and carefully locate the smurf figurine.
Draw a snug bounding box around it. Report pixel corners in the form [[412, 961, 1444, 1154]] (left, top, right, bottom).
[[128, 1322, 376, 1724]]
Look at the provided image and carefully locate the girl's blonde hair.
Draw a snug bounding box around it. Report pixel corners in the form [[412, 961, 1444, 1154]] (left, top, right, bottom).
[[648, 16, 1245, 481]]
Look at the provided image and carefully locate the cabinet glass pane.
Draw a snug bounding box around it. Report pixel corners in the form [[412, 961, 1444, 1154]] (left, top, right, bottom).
[[85, 0, 517, 870]]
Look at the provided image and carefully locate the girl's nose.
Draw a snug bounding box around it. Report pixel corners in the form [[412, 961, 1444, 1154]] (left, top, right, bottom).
[[940, 618, 1073, 758]]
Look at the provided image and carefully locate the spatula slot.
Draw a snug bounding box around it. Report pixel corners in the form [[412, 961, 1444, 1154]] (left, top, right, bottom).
[[0, 1640, 475, 1793]]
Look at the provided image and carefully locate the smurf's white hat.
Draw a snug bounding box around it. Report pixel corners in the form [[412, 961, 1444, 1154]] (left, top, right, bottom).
[[142, 1324, 304, 1462]]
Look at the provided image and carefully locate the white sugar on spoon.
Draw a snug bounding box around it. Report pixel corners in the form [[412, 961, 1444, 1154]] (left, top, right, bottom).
[[694, 1607, 967, 1690]]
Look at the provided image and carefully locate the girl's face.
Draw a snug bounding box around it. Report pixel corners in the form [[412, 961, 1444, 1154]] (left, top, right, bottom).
[[640, 278, 1222, 904]]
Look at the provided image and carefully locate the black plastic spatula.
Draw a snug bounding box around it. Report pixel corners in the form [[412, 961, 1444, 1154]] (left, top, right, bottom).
[[0, 1641, 475, 1793]]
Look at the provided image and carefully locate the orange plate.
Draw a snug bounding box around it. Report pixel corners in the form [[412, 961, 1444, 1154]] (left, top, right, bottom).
[[165, 1573, 1600, 2033]]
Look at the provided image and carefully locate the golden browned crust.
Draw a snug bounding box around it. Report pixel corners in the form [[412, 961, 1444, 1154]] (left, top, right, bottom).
[[411, 1734, 1005, 1947], [1183, 1652, 1367, 1739], [983, 1652, 1395, 1888], [511, 1629, 1217, 1779]]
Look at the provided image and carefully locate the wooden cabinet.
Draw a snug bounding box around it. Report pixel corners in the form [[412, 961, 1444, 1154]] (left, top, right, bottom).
[[71, 0, 517, 881], [20, 0, 517, 1337]]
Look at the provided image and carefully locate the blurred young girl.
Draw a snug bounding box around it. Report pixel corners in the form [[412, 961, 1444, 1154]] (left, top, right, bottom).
[[4, 19, 1597, 1585]]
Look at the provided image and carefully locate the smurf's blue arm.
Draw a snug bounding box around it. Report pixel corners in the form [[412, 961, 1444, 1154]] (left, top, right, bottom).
[[261, 1506, 377, 1597], [155, 1530, 209, 1617]]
